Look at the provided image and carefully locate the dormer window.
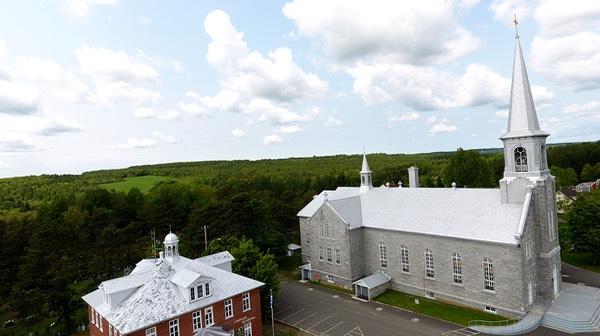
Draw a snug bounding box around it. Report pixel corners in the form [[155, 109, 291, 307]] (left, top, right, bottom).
[[189, 282, 212, 302]]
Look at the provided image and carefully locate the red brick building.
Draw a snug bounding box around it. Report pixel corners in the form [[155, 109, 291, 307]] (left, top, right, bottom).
[[83, 233, 263, 336]]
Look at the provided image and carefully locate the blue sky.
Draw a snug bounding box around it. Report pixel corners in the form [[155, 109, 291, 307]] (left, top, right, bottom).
[[0, 0, 599, 178]]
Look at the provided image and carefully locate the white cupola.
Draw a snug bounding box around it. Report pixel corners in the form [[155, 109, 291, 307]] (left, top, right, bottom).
[[163, 232, 180, 262]]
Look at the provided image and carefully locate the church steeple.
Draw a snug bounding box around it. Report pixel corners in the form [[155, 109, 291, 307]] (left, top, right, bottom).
[[359, 150, 372, 194], [500, 18, 551, 203]]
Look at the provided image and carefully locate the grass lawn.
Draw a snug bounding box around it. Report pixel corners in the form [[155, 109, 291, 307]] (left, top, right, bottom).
[[99, 176, 174, 193], [374, 290, 512, 326], [561, 250, 600, 273]]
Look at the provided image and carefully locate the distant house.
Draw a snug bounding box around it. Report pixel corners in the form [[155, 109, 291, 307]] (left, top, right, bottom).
[[287, 243, 302, 257], [556, 189, 577, 213], [575, 181, 598, 193], [83, 233, 263, 336]]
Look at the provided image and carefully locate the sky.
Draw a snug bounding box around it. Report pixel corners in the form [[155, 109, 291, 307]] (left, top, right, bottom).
[[0, 0, 599, 178]]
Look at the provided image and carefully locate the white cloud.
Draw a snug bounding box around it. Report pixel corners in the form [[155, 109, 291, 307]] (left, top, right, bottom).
[[0, 80, 39, 115], [263, 134, 283, 145], [531, 32, 600, 91], [186, 91, 200, 100], [495, 110, 509, 119], [427, 116, 437, 124], [232, 128, 245, 137], [202, 9, 328, 116], [140, 16, 152, 25], [349, 63, 511, 110], [177, 102, 211, 118], [283, 0, 480, 65], [61, 0, 119, 18], [562, 101, 600, 123], [152, 131, 176, 143], [134, 107, 179, 120], [533, 0, 600, 36], [386, 111, 420, 122], [429, 122, 458, 134], [242, 98, 319, 124], [113, 137, 156, 149], [490, 0, 534, 26], [0, 138, 44, 152], [36, 115, 86, 136], [76, 45, 159, 83], [279, 125, 303, 133], [15, 57, 90, 102], [324, 115, 343, 127]]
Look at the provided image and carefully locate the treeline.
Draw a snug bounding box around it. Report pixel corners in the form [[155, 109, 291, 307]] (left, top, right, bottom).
[[0, 141, 599, 332]]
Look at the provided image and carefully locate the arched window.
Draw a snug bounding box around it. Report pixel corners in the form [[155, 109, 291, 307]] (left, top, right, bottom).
[[514, 147, 528, 172], [483, 258, 494, 291], [452, 253, 462, 284], [400, 245, 409, 273], [425, 249, 434, 278], [379, 241, 387, 268]]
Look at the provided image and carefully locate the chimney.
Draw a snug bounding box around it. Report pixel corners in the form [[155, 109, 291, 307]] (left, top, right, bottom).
[[408, 167, 420, 188], [159, 251, 165, 259]]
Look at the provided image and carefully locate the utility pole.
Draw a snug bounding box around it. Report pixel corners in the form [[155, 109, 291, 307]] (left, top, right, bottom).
[[204, 225, 208, 251], [270, 289, 275, 336]]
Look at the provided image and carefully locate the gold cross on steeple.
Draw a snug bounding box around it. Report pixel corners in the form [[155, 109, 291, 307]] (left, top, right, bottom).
[[513, 14, 519, 37]]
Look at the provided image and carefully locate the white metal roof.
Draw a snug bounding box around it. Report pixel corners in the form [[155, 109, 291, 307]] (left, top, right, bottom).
[[82, 252, 263, 334], [352, 270, 391, 289], [298, 186, 524, 245]]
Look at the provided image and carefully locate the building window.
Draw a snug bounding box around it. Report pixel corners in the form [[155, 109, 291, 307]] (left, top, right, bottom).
[[425, 291, 435, 299], [515, 147, 528, 172], [335, 248, 340, 265], [169, 319, 179, 336], [205, 283, 211, 296], [244, 322, 252, 336], [192, 311, 202, 332], [109, 325, 113, 336], [425, 249, 434, 278], [242, 292, 251, 311], [306, 233, 310, 245], [485, 306, 497, 313], [548, 210, 556, 241], [326, 247, 332, 263], [483, 258, 495, 291], [204, 306, 214, 327], [91, 308, 96, 325], [190, 287, 195, 301], [379, 241, 387, 268], [319, 247, 324, 261], [452, 253, 462, 284], [326, 224, 330, 238], [224, 299, 233, 319], [326, 274, 334, 283], [146, 327, 156, 336], [525, 241, 533, 259], [400, 245, 409, 273], [99, 316, 103, 331]]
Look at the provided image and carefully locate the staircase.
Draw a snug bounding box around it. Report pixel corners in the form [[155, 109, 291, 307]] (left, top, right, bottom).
[[541, 304, 600, 333]]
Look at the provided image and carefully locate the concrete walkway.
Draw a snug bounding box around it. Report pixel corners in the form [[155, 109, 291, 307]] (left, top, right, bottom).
[[469, 283, 600, 335]]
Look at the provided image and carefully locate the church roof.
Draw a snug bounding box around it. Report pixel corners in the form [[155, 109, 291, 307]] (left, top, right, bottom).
[[501, 31, 548, 140], [298, 186, 524, 245]]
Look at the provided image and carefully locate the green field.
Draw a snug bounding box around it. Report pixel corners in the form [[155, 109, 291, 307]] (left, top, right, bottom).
[[99, 175, 174, 193]]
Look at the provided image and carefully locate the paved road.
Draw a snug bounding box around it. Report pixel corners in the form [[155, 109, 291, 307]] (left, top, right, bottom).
[[275, 280, 573, 336], [561, 262, 600, 288]]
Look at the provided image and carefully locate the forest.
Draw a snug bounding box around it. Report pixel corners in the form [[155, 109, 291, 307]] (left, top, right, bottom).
[[0, 140, 599, 334]]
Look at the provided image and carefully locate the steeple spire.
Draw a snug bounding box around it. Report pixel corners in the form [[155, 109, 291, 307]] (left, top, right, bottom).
[[499, 20, 551, 204], [501, 18, 548, 140], [359, 149, 373, 193]]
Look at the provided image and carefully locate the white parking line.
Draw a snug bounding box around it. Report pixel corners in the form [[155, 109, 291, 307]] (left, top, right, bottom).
[[321, 320, 344, 335], [308, 315, 331, 330], [281, 308, 305, 321], [275, 305, 294, 315], [293, 312, 316, 326]]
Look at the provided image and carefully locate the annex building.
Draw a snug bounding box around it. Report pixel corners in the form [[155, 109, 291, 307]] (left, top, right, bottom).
[[298, 30, 562, 317], [83, 233, 263, 336]]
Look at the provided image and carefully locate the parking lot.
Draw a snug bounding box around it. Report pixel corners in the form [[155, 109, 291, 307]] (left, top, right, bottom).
[[273, 281, 462, 336]]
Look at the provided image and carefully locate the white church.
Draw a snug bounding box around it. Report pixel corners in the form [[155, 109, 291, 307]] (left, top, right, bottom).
[[297, 29, 561, 317]]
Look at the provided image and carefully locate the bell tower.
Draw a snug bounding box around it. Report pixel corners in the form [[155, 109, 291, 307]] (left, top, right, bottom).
[[499, 17, 550, 204]]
